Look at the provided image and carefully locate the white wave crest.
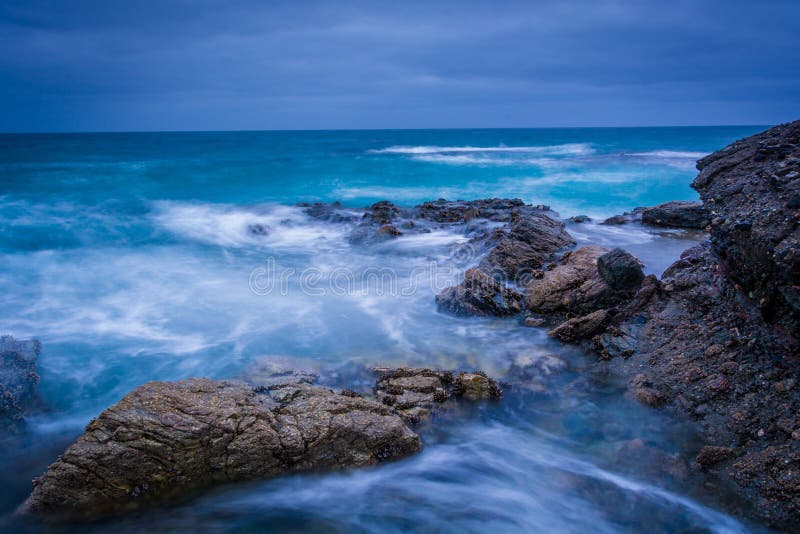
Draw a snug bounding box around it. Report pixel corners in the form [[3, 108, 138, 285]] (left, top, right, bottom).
[[151, 201, 347, 250], [370, 143, 594, 156], [625, 150, 708, 159]]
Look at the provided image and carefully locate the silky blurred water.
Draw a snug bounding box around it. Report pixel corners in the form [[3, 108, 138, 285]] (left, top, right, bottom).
[[0, 127, 769, 532]]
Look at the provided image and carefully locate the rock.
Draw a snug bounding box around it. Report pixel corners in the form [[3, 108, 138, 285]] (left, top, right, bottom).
[[568, 215, 591, 223], [634, 386, 665, 407], [364, 200, 399, 224], [23, 378, 421, 521], [435, 268, 523, 317], [376, 224, 402, 238], [300, 201, 357, 223], [600, 208, 644, 225], [524, 316, 546, 327], [601, 215, 628, 225], [479, 213, 575, 281], [597, 248, 645, 290], [374, 367, 502, 422], [1, 335, 40, 434], [547, 309, 609, 343], [374, 368, 453, 423], [693, 120, 800, 333], [416, 198, 527, 223], [595, 243, 800, 528], [243, 357, 318, 388], [453, 372, 503, 401], [641, 201, 710, 229], [696, 445, 735, 468], [524, 246, 643, 320], [348, 201, 406, 244], [246, 223, 270, 236]]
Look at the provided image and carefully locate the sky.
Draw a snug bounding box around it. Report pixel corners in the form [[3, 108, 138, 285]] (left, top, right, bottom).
[[1, 0, 798, 132]]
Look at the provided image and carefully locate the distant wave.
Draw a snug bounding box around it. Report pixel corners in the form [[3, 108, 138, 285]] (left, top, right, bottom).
[[624, 150, 708, 159], [369, 143, 594, 156]]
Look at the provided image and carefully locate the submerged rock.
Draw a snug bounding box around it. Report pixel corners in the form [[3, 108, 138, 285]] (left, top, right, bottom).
[[568, 215, 592, 223], [1, 335, 40, 434], [641, 200, 709, 229], [452, 372, 503, 401], [600, 208, 644, 225], [23, 378, 421, 521], [435, 268, 523, 317]]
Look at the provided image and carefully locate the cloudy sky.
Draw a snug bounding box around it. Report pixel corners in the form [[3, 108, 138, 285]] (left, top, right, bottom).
[[1, 0, 798, 132]]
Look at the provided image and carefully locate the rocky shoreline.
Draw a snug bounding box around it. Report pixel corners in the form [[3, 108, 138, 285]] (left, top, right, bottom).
[[427, 121, 800, 528], [4, 121, 798, 529]]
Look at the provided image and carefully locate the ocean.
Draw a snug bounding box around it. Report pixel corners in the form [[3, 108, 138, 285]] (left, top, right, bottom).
[[0, 126, 768, 532]]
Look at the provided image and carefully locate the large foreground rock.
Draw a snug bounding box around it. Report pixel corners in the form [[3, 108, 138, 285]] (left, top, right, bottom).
[[693, 120, 800, 333], [1, 335, 40, 434], [23, 379, 421, 520]]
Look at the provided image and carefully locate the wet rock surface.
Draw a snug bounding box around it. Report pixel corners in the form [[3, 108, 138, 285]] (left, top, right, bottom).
[[374, 367, 502, 423], [524, 245, 642, 319], [641, 201, 709, 229], [547, 309, 609, 343], [478, 214, 575, 281], [0, 336, 41, 434], [435, 268, 523, 317], [596, 244, 800, 527], [23, 379, 421, 520], [693, 120, 800, 334], [25, 367, 503, 521]]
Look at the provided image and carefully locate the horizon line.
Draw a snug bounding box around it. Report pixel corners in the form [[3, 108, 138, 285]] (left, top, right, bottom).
[[0, 123, 774, 136]]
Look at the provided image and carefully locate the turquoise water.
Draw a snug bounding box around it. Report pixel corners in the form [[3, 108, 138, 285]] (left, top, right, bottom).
[[0, 126, 768, 532]]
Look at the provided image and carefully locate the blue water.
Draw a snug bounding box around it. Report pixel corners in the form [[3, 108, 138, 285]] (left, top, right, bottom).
[[0, 126, 768, 532]]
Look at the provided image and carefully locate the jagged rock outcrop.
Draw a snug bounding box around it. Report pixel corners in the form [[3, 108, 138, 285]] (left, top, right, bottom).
[[435, 268, 523, 317], [596, 243, 800, 527], [1, 335, 40, 434], [479, 214, 575, 281], [641, 200, 709, 229], [417, 198, 534, 223], [348, 201, 406, 244], [693, 120, 800, 334], [23, 378, 422, 521]]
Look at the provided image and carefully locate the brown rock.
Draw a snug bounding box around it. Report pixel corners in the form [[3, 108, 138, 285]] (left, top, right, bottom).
[[23, 379, 420, 520], [547, 309, 609, 343]]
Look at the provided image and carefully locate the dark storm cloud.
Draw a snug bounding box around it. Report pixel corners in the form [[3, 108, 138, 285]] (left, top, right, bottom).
[[1, 0, 798, 131]]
